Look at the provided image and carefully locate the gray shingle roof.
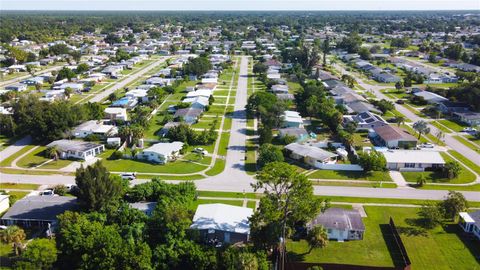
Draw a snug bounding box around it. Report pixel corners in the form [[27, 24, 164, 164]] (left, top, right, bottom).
[[309, 207, 365, 231], [1, 196, 77, 222]]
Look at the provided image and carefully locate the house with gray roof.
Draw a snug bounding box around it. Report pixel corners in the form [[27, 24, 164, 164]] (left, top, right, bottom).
[[0, 196, 77, 227], [278, 127, 309, 142], [47, 139, 105, 160], [308, 208, 365, 241], [459, 210, 480, 241], [372, 125, 417, 149], [453, 111, 480, 126], [284, 143, 338, 168]]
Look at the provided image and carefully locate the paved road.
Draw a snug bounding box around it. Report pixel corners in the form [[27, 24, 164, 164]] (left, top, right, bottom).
[[88, 56, 170, 103], [0, 65, 64, 87], [1, 56, 480, 202], [0, 136, 32, 163], [333, 63, 480, 166]]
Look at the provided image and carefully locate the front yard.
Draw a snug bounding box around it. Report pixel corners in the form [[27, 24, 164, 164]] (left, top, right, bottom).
[[308, 170, 392, 181], [287, 206, 480, 270]]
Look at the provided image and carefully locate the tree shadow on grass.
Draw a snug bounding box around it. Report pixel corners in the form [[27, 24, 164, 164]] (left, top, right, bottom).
[[442, 224, 480, 263]]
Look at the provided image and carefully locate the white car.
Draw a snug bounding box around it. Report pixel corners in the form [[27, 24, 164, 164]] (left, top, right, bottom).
[[463, 127, 477, 133], [419, 143, 435, 148], [193, 147, 208, 155], [120, 173, 136, 180]]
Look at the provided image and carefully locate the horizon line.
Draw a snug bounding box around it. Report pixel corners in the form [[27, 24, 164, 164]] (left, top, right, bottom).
[[1, 9, 480, 12]]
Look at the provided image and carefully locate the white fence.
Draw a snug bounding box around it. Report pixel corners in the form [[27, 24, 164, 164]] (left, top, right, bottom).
[[315, 163, 363, 171]]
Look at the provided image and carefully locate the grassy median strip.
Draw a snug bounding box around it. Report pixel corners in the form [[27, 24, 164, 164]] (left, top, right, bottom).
[[447, 150, 480, 175], [0, 183, 40, 190]]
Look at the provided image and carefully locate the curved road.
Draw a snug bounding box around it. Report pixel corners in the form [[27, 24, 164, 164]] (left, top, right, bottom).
[[1, 56, 480, 202]]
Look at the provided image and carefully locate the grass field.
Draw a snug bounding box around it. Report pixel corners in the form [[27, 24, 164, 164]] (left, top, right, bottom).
[[308, 170, 392, 182], [447, 150, 480, 175], [438, 119, 467, 132], [16, 146, 72, 169], [287, 206, 480, 269], [402, 153, 476, 184], [311, 180, 397, 188], [0, 145, 37, 167], [0, 183, 39, 190]]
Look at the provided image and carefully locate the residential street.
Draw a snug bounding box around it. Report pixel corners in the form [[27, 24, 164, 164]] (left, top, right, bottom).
[[88, 56, 170, 103], [333, 63, 480, 166], [0, 65, 64, 87], [1, 55, 479, 202]]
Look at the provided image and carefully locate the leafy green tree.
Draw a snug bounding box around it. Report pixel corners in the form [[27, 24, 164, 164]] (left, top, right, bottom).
[[184, 57, 212, 76], [56, 67, 76, 81], [418, 203, 444, 229], [251, 162, 326, 252], [0, 225, 26, 255], [14, 239, 57, 270], [443, 161, 461, 179], [257, 143, 284, 168], [338, 32, 362, 53], [221, 247, 269, 270], [439, 191, 468, 221], [76, 63, 90, 74], [53, 184, 68, 196], [358, 151, 386, 172], [306, 225, 329, 253], [75, 161, 125, 211], [358, 47, 371, 60], [253, 62, 267, 75], [416, 174, 427, 187]]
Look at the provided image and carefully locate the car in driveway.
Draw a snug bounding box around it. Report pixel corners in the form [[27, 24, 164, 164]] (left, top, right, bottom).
[[193, 147, 208, 155], [419, 143, 435, 148], [120, 173, 137, 180], [463, 127, 477, 133]]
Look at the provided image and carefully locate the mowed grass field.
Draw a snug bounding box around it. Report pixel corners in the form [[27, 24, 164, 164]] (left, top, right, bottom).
[[287, 206, 480, 269]]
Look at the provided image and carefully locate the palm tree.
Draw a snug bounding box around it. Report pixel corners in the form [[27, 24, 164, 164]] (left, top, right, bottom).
[[0, 225, 26, 255], [45, 146, 59, 161], [306, 225, 329, 253], [435, 130, 445, 143], [413, 120, 431, 139], [417, 174, 427, 187], [396, 116, 405, 127], [118, 126, 133, 146]]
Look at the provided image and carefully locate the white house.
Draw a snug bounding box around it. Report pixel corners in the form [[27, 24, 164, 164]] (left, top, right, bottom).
[[282, 111, 304, 128], [104, 107, 128, 121], [186, 89, 212, 99], [0, 195, 9, 214], [190, 204, 253, 245], [458, 211, 480, 241], [46, 140, 105, 160], [125, 89, 149, 103], [381, 150, 445, 171], [284, 143, 338, 168], [136, 141, 184, 164], [182, 96, 209, 110], [72, 120, 117, 138]]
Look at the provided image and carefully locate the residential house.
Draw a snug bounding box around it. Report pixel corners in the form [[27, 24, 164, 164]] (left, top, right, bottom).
[[345, 111, 388, 130], [372, 125, 418, 149], [371, 70, 401, 83], [308, 208, 365, 241], [0, 195, 9, 214], [21, 76, 44, 85], [186, 89, 213, 99], [380, 149, 445, 171], [125, 89, 149, 103], [413, 91, 448, 104], [129, 202, 157, 216], [72, 120, 117, 139], [458, 211, 480, 241], [284, 143, 338, 168], [270, 84, 289, 94], [278, 127, 309, 142], [453, 111, 480, 126], [46, 139, 105, 160], [104, 107, 128, 121], [437, 101, 471, 114], [183, 96, 209, 110], [174, 108, 203, 124], [0, 196, 78, 227], [5, 83, 27, 92], [136, 141, 184, 164], [190, 204, 253, 245], [281, 111, 304, 128], [111, 97, 138, 109], [58, 83, 84, 92]]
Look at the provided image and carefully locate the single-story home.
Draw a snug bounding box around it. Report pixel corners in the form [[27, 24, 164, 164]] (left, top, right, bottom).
[[58, 83, 84, 91], [346, 111, 387, 130], [136, 141, 184, 164], [186, 89, 212, 99], [125, 89, 149, 103], [284, 143, 338, 168], [271, 84, 289, 94], [458, 211, 480, 241], [372, 125, 418, 149], [104, 107, 128, 121], [111, 97, 138, 109], [174, 108, 203, 124], [413, 91, 448, 104], [282, 111, 304, 128], [47, 139, 105, 160], [437, 101, 471, 114], [190, 204, 253, 245], [308, 208, 365, 241], [5, 83, 27, 92], [129, 202, 157, 216], [72, 120, 117, 139], [0, 196, 77, 227], [381, 150, 445, 171], [453, 111, 480, 127], [183, 96, 209, 110], [278, 127, 309, 142]]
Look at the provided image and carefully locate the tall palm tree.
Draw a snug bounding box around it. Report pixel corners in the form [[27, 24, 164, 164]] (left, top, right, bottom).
[[0, 225, 26, 255], [306, 225, 329, 253], [45, 146, 59, 161], [396, 116, 406, 127]]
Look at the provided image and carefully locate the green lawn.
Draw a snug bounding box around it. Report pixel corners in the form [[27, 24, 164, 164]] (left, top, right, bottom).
[[417, 184, 480, 191], [0, 145, 37, 167], [438, 119, 467, 132], [16, 146, 73, 169], [430, 121, 452, 134], [402, 153, 476, 184], [0, 183, 39, 190], [447, 150, 480, 175], [246, 200, 257, 209], [287, 206, 480, 269], [308, 170, 392, 181], [205, 159, 225, 176], [100, 150, 208, 174], [311, 180, 397, 188]]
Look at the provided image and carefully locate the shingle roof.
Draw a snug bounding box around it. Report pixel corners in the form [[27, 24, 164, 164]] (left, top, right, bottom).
[[373, 125, 417, 142], [1, 196, 77, 222], [47, 140, 103, 152], [285, 143, 337, 161]]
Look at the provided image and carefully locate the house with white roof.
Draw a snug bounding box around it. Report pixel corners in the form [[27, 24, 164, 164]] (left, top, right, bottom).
[[104, 107, 128, 121], [136, 141, 184, 164], [190, 204, 253, 245], [380, 149, 445, 171], [458, 211, 480, 241], [284, 143, 338, 168], [46, 140, 105, 161], [186, 89, 212, 99], [281, 111, 304, 128], [72, 120, 118, 139], [125, 89, 149, 103], [182, 96, 209, 110]]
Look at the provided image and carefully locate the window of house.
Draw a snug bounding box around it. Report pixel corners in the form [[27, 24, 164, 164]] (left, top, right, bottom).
[[405, 163, 415, 168]]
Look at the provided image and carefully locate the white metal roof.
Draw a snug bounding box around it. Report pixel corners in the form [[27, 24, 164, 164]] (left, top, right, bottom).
[[459, 212, 475, 223], [142, 141, 184, 156], [190, 204, 253, 234], [382, 150, 445, 164]]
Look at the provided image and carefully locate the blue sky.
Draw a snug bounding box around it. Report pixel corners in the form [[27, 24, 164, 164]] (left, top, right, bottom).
[[1, 0, 479, 10]]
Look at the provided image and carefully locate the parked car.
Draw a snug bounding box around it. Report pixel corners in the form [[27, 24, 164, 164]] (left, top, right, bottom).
[[41, 189, 55, 196], [120, 173, 136, 180], [463, 127, 477, 133], [193, 147, 208, 155], [419, 143, 435, 148], [395, 99, 405, 104]]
